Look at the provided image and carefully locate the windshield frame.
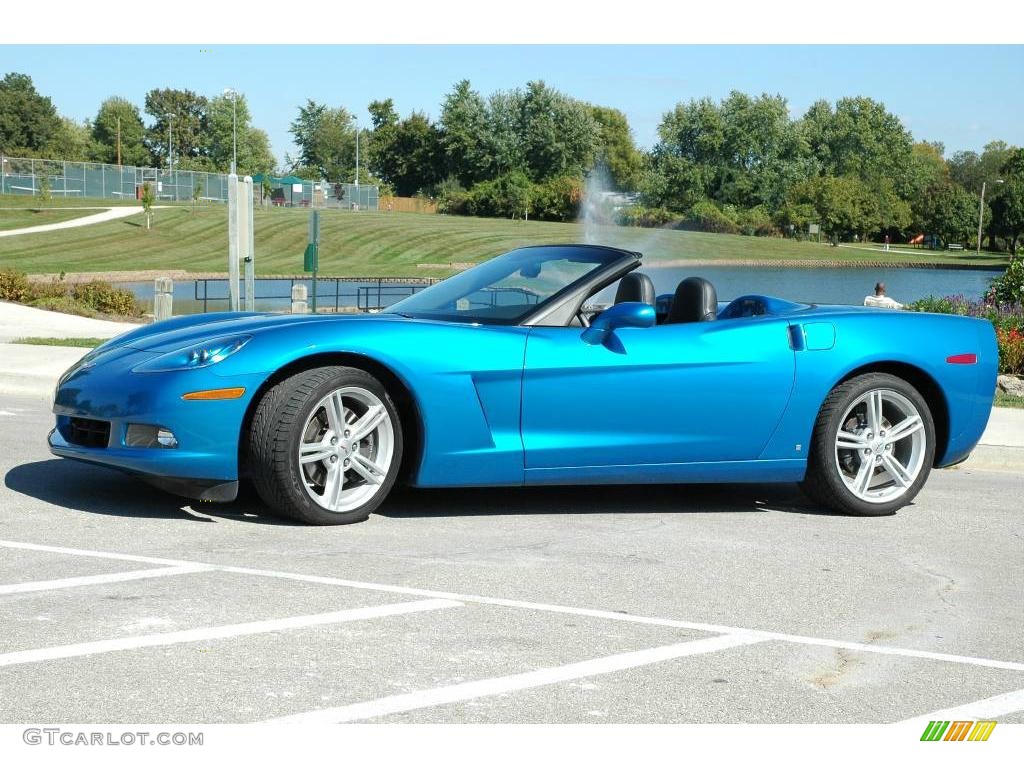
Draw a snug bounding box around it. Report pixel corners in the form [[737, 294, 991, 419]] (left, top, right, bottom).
[[386, 244, 641, 326]]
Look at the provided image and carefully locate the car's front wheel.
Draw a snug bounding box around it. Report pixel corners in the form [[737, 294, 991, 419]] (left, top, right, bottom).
[[801, 373, 935, 516], [248, 366, 403, 525]]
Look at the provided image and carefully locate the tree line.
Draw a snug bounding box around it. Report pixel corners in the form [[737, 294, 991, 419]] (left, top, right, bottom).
[[1, 71, 1022, 253], [0, 73, 275, 175]]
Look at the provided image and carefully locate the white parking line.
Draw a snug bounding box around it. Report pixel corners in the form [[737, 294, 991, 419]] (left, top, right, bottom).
[[267, 633, 766, 724], [0, 565, 211, 595], [0, 539, 194, 567], [899, 687, 1024, 723], [0, 598, 460, 668], [2, 538, 1022, 674]]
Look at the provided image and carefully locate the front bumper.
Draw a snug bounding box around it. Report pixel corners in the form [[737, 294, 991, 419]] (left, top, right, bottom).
[[48, 344, 265, 498], [48, 427, 240, 502]]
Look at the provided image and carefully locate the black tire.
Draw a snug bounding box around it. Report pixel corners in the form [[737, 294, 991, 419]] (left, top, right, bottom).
[[247, 366, 403, 525], [800, 372, 935, 516]]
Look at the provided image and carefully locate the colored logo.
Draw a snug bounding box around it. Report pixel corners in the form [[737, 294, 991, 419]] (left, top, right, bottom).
[[920, 720, 996, 741]]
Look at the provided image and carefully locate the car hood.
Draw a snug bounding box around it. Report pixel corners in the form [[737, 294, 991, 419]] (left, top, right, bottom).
[[100, 311, 407, 353]]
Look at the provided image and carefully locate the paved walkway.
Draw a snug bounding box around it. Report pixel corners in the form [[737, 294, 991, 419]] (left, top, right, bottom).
[[0, 206, 152, 238], [0, 300, 140, 343]]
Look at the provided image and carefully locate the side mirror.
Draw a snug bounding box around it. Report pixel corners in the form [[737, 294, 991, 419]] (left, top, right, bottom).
[[581, 302, 656, 346]]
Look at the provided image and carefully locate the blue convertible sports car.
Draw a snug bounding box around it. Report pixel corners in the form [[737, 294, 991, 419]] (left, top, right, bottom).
[[49, 244, 997, 525]]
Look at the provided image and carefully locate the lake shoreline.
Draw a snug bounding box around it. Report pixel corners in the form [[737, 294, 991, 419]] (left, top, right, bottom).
[[27, 259, 1006, 283]]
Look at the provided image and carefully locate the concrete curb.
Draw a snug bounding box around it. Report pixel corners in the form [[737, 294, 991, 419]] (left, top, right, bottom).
[[954, 445, 1024, 473]]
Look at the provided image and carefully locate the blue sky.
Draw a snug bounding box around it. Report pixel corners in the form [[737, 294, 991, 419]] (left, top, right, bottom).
[[3, 45, 1021, 167]]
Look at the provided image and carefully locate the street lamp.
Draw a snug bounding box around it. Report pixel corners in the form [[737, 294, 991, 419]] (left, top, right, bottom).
[[354, 120, 360, 188], [977, 178, 1004, 256], [223, 88, 238, 175], [165, 113, 176, 201]]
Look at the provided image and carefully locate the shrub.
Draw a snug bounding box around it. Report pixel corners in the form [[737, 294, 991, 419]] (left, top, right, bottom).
[[0, 268, 140, 318], [616, 205, 679, 228], [71, 281, 141, 316], [997, 328, 1024, 374], [737, 205, 779, 237], [531, 176, 583, 222], [989, 256, 1024, 305], [0, 268, 31, 302], [683, 201, 740, 234], [29, 295, 101, 318], [463, 172, 533, 219]]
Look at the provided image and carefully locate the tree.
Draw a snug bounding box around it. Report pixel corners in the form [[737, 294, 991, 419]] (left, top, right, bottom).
[[288, 100, 357, 180], [0, 72, 62, 153], [45, 117, 96, 161], [92, 97, 148, 166], [991, 149, 1024, 255], [787, 175, 880, 241], [206, 92, 276, 175], [141, 182, 155, 230], [517, 81, 598, 181], [589, 106, 644, 191], [439, 80, 492, 186], [950, 141, 1017, 249], [916, 181, 978, 246], [144, 88, 209, 167], [645, 91, 812, 212], [800, 97, 915, 193], [948, 141, 1014, 194], [367, 111, 443, 196]]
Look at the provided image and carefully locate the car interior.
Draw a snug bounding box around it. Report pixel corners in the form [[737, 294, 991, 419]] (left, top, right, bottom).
[[576, 272, 720, 327]]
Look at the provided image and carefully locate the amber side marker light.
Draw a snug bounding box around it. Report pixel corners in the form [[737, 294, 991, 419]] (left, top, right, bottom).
[[181, 387, 246, 401], [945, 353, 978, 365]]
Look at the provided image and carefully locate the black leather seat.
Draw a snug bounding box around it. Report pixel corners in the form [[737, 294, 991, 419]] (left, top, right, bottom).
[[665, 277, 717, 323], [613, 272, 656, 305]]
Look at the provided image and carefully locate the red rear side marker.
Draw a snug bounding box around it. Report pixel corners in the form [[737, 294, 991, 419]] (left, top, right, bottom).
[[946, 353, 978, 365]]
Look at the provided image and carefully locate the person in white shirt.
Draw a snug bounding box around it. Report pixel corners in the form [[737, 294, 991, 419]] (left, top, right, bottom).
[[863, 281, 903, 309]]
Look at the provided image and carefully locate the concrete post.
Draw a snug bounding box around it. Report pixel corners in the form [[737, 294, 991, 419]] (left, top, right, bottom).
[[154, 277, 173, 322], [291, 284, 308, 314]]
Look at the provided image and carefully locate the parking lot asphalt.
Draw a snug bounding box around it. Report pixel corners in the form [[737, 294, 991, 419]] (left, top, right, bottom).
[[0, 392, 1022, 724]]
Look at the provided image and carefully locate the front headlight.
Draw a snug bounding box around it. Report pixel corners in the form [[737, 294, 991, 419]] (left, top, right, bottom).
[[131, 335, 251, 373]]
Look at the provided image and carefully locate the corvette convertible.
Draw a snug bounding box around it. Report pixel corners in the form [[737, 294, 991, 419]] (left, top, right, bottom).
[[49, 244, 997, 524]]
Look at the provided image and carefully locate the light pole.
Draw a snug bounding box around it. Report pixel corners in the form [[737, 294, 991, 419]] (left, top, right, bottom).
[[165, 113, 175, 201], [223, 88, 238, 174], [354, 121, 360, 187], [977, 178, 1004, 256]]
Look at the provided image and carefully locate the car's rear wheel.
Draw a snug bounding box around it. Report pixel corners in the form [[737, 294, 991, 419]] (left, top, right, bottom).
[[800, 373, 935, 516], [248, 366, 403, 525]]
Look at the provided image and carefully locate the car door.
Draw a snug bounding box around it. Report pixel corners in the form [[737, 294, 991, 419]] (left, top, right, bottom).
[[520, 316, 796, 475]]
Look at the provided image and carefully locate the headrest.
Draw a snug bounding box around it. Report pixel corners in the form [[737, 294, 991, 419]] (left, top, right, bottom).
[[613, 272, 656, 305], [665, 277, 717, 323]]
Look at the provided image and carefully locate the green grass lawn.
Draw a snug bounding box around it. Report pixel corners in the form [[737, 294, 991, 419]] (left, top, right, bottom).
[[0, 208, 96, 231], [0, 197, 1011, 278], [11, 336, 105, 348], [995, 392, 1024, 409], [0, 195, 193, 209]]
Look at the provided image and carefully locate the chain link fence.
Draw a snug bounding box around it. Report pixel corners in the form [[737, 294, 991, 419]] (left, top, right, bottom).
[[0, 156, 378, 210]]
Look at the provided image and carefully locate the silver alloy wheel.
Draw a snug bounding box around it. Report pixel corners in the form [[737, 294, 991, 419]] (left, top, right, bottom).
[[297, 386, 394, 513], [833, 388, 927, 503]]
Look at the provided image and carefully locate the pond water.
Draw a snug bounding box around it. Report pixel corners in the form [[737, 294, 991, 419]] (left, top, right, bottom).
[[117, 265, 1001, 316]]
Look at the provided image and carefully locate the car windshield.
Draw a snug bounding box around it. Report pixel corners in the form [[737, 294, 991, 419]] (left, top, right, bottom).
[[386, 245, 627, 324]]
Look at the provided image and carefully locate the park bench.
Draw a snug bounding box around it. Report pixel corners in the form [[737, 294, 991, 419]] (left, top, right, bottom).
[[947, 243, 964, 250]]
